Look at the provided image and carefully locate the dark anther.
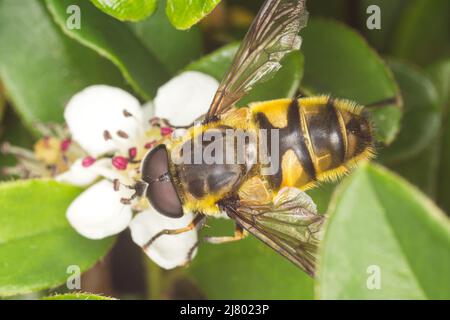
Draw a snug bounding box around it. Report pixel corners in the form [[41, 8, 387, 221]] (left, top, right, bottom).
[[123, 109, 133, 117], [103, 130, 112, 141], [117, 130, 129, 139]]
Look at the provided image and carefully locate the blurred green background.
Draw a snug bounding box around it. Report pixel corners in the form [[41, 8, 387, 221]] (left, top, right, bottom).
[[0, 0, 449, 300]]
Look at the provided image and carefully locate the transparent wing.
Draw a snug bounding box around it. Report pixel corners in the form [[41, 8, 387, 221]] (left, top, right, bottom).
[[222, 187, 324, 277], [205, 0, 309, 121]]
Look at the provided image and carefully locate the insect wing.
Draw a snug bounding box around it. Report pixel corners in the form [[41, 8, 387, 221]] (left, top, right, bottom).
[[224, 187, 324, 276], [205, 0, 309, 120]]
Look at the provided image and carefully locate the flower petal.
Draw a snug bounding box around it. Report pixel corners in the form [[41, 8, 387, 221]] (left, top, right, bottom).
[[67, 180, 132, 239], [55, 158, 110, 187], [129, 209, 198, 270], [154, 71, 219, 126], [65, 85, 143, 157]]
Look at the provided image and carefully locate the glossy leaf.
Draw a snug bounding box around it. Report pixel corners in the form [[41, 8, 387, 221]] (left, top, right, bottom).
[[129, 2, 203, 75], [391, 0, 450, 66], [90, 0, 157, 22], [188, 218, 314, 299], [0, 0, 125, 128], [427, 59, 450, 110], [380, 61, 440, 163], [0, 180, 114, 297], [430, 60, 450, 213], [43, 292, 115, 300], [438, 118, 450, 214], [388, 143, 440, 198], [186, 42, 304, 105], [45, 0, 170, 100], [166, 0, 221, 30], [318, 163, 450, 299], [300, 18, 402, 145]]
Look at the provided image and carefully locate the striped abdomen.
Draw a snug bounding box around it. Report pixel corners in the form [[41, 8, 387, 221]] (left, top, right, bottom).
[[251, 96, 374, 190]]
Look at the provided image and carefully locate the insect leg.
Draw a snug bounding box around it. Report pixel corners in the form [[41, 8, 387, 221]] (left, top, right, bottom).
[[365, 96, 400, 108], [204, 224, 248, 244], [142, 214, 206, 250]]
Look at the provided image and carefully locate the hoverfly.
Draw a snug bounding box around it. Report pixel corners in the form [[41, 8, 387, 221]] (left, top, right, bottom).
[[135, 0, 374, 277]]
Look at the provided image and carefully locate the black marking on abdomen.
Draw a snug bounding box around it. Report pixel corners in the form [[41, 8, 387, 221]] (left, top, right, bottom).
[[255, 99, 316, 189], [327, 98, 346, 163], [306, 98, 346, 167]]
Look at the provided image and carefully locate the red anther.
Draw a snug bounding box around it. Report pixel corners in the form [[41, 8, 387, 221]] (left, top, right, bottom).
[[82, 156, 96, 168], [112, 156, 128, 170], [160, 127, 173, 136], [128, 147, 137, 159], [144, 141, 156, 149], [60, 138, 72, 152]]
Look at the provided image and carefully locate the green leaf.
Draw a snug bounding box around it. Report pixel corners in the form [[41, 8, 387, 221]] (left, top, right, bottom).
[[0, 0, 126, 128], [300, 18, 402, 145], [0, 180, 114, 297], [166, 0, 221, 30], [129, 2, 203, 75], [391, 0, 450, 66], [387, 143, 440, 198], [379, 61, 441, 163], [188, 218, 314, 299], [186, 42, 304, 104], [90, 0, 157, 22], [318, 163, 450, 299], [438, 116, 450, 213], [427, 59, 450, 110], [45, 0, 170, 100], [43, 292, 115, 300], [431, 60, 450, 213]]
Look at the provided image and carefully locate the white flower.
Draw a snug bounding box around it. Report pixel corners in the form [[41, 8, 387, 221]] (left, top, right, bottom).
[[61, 71, 219, 269], [154, 71, 219, 126], [67, 180, 133, 239], [130, 211, 198, 269], [65, 85, 144, 157]]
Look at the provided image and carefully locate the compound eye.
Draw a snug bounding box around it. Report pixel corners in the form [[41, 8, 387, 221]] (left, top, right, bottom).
[[141, 145, 184, 218]]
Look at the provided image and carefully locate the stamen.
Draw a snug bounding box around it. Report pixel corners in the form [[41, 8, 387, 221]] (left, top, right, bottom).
[[60, 138, 71, 152], [144, 141, 156, 149], [120, 198, 132, 205], [123, 109, 133, 117], [1, 142, 36, 159], [34, 123, 53, 137], [117, 130, 129, 139], [128, 147, 137, 159], [160, 127, 173, 137], [112, 156, 128, 170], [113, 178, 121, 191], [149, 117, 161, 127], [82, 156, 96, 168], [1, 166, 24, 176], [103, 130, 112, 141]]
